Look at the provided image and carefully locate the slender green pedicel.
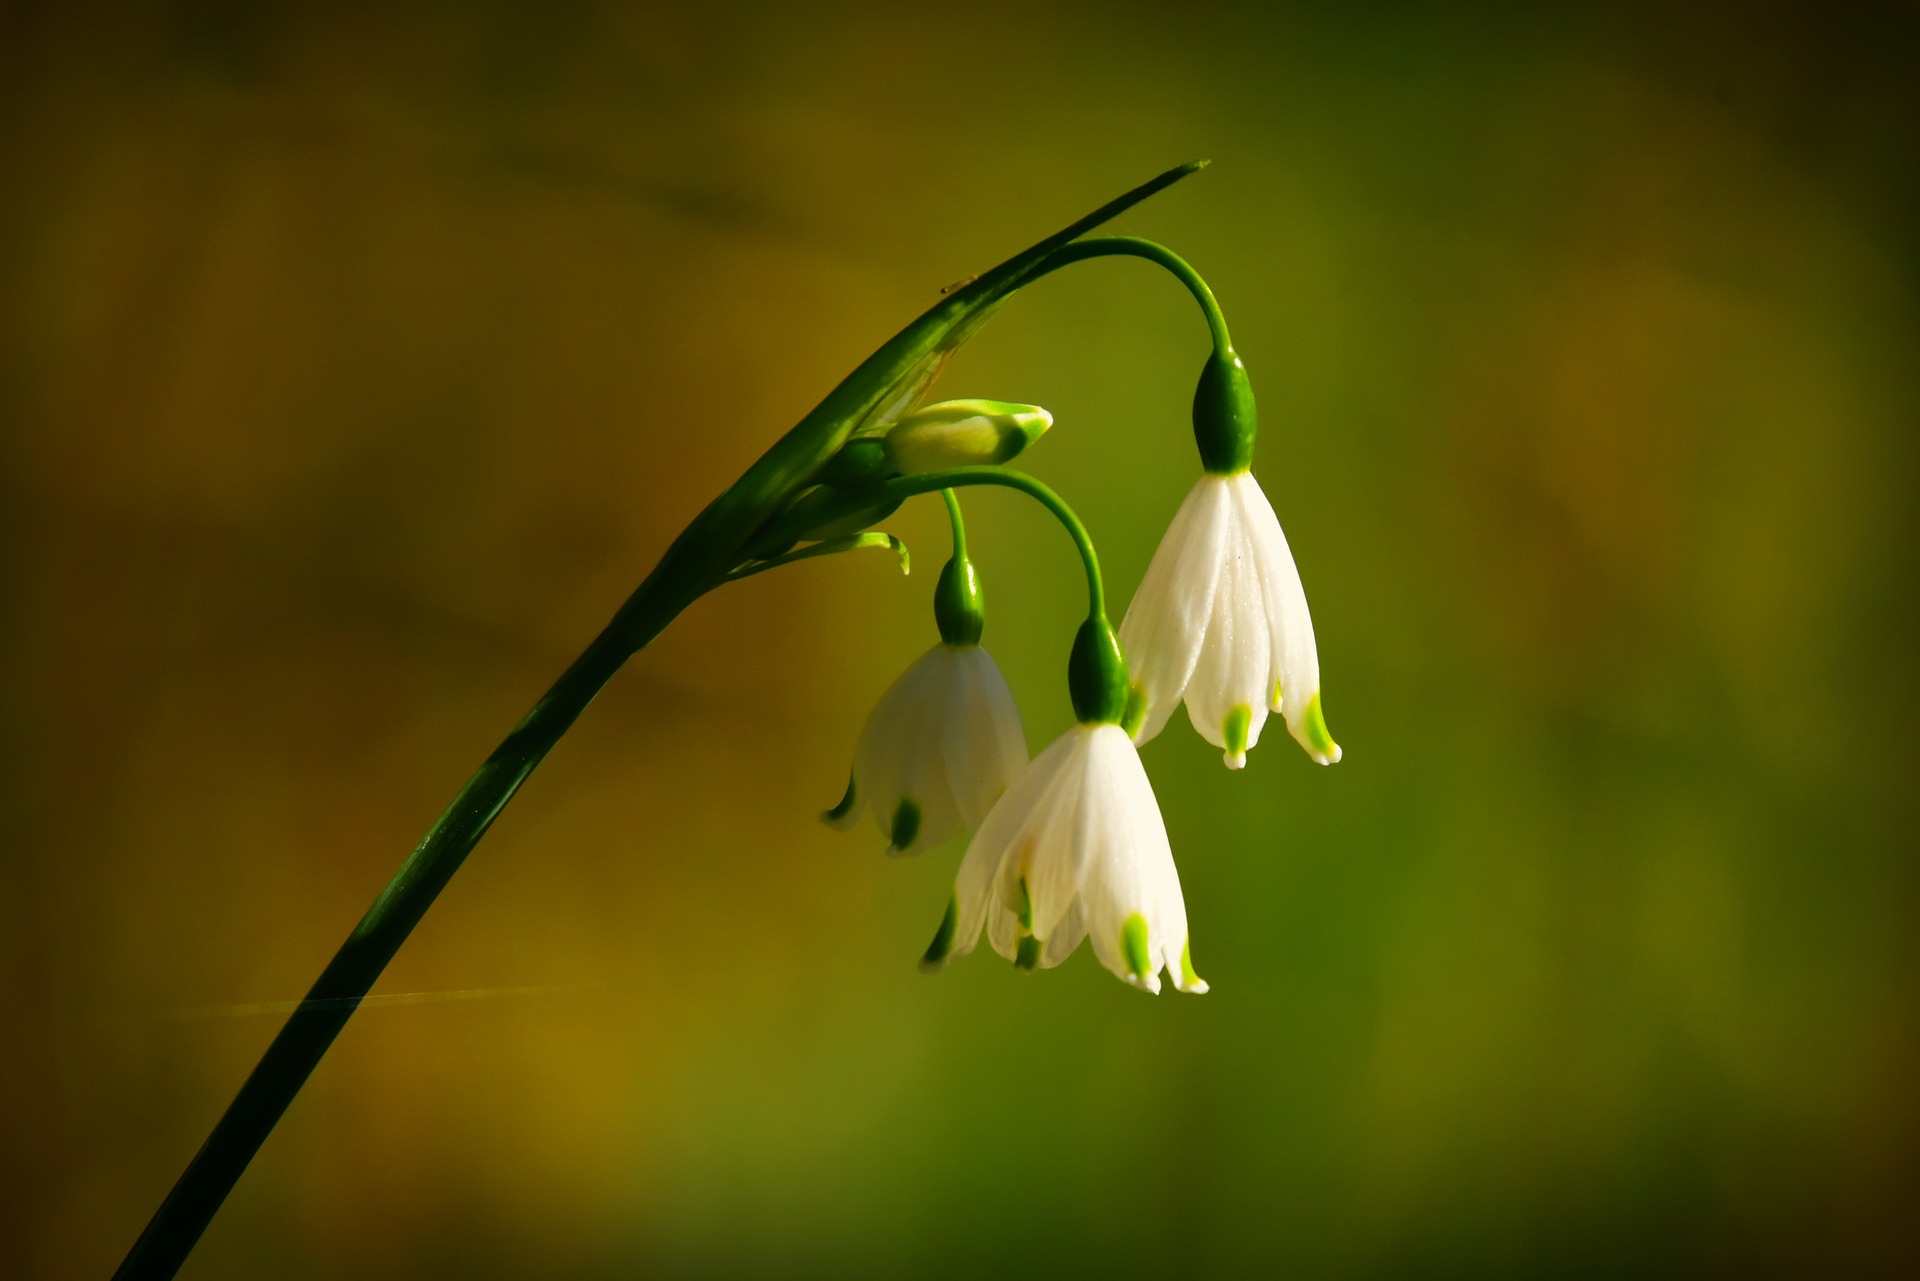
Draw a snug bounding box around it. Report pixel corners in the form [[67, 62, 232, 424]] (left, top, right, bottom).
[[1029, 235, 1252, 475], [933, 490, 986, 646]]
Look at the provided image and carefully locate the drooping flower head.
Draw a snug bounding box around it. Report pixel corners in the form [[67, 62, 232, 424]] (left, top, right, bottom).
[[824, 490, 1027, 855], [924, 617, 1206, 994], [1119, 349, 1341, 768], [798, 235, 1341, 996], [823, 642, 1026, 855]]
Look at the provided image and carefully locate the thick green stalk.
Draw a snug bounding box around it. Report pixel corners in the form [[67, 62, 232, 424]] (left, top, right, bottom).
[[109, 572, 697, 1280], [113, 162, 1206, 1280], [940, 488, 967, 560]]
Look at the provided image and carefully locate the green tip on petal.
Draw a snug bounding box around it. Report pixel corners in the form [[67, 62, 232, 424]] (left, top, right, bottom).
[[1014, 878, 1033, 932], [1014, 935, 1042, 971], [1222, 703, 1252, 769], [1303, 692, 1342, 764], [1121, 913, 1152, 979], [821, 774, 858, 827], [919, 894, 959, 972], [888, 797, 922, 854], [1180, 939, 1209, 993]]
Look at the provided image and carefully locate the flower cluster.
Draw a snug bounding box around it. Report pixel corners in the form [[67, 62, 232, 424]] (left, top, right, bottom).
[[820, 329, 1340, 995], [114, 167, 1349, 1276]]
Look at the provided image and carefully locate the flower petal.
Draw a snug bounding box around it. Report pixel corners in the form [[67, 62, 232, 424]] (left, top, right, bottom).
[[1039, 897, 1088, 968], [1232, 473, 1338, 764], [1118, 476, 1233, 746], [989, 729, 1094, 960], [1080, 727, 1189, 994], [940, 646, 1028, 830], [854, 645, 943, 838], [944, 726, 1084, 964], [1182, 491, 1272, 768]]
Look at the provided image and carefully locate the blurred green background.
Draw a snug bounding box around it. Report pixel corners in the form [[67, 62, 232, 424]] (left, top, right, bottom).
[[3, 1, 1916, 1276]]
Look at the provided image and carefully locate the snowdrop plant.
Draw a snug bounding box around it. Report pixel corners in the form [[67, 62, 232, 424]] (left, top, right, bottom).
[[117, 162, 1344, 1279]]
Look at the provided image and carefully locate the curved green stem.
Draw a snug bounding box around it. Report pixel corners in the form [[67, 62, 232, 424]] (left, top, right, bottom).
[[882, 468, 1105, 622], [1033, 235, 1234, 354], [940, 487, 967, 560]]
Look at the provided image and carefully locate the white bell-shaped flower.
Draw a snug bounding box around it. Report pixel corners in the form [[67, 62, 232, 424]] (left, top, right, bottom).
[[1119, 471, 1341, 768], [922, 722, 1206, 995], [824, 643, 1027, 856]]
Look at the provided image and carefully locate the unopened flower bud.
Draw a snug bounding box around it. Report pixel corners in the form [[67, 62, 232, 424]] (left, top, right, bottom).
[[883, 400, 1052, 474]]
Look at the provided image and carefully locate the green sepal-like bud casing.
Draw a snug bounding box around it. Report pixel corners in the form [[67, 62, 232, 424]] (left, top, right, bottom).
[[934, 554, 986, 646], [1193, 348, 1257, 475], [1068, 617, 1130, 725], [885, 400, 1052, 475]]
